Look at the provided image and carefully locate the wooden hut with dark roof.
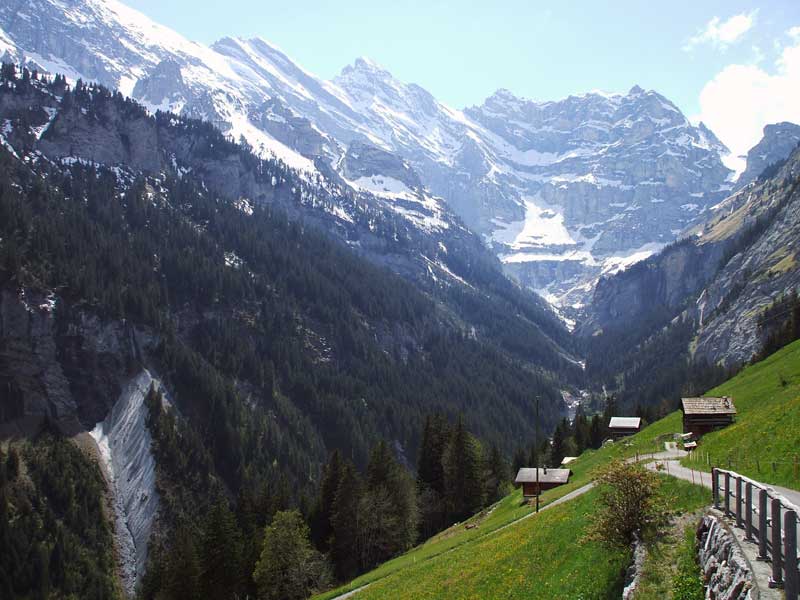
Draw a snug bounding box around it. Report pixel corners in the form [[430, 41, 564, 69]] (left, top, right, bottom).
[[608, 416, 641, 439], [514, 468, 571, 498], [681, 396, 736, 437]]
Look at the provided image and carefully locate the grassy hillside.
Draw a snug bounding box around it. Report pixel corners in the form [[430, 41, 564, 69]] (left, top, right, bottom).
[[681, 338, 800, 489], [315, 420, 693, 600], [316, 478, 707, 600], [315, 339, 800, 599]]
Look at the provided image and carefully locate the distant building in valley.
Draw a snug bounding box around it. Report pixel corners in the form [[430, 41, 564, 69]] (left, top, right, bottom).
[[608, 416, 641, 439], [681, 397, 736, 437]]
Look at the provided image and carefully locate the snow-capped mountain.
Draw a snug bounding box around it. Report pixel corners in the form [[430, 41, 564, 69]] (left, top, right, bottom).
[[0, 0, 734, 318]]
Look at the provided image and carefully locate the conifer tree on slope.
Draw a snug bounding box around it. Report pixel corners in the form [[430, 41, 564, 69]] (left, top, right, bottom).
[[443, 416, 485, 522], [330, 461, 363, 580], [200, 498, 244, 599], [253, 510, 330, 600]]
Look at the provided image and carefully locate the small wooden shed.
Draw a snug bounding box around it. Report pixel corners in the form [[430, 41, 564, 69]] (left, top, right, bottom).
[[514, 468, 571, 498], [681, 396, 736, 437], [608, 416, 641, 439]]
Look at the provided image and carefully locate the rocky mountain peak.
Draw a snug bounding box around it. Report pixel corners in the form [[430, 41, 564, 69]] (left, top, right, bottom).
[[339, 56, 391, 80], [736, 121, 800, 188]]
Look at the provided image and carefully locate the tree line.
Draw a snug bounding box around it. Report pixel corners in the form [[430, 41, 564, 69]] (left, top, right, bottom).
[[140, 411, 511, 600]]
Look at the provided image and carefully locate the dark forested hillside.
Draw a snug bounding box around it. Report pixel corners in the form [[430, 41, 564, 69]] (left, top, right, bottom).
[[0, 66, 577, 378], [0, 67, 572, 501], [0, 431, 119, 600]]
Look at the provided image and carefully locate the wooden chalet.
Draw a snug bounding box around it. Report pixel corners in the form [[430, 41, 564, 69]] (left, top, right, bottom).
[[608, 416, 641, 439], [514, 468, 571, 498], [681, 396, 736, 437]]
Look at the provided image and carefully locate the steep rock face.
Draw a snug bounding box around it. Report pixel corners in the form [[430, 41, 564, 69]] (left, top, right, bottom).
[[736, 122, 800, 188], [0, 285, 138, 435], [341, 140, 423, 192], [0, 288, 78, 433], [691, 158, 800, 365], [581, 143, 800, 368], [463, 87, 731, 313], [0, 0, 734, 313], [90, 370, 161, 596]]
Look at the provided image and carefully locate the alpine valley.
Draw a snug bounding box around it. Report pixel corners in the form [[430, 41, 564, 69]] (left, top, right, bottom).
[[0, 1, 799, 600]]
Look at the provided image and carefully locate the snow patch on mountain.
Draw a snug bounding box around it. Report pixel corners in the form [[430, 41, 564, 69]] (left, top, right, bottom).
[[0, 0, 736, 314]]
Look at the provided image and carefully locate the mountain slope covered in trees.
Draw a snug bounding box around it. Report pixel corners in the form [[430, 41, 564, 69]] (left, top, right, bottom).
[[0, 66, 586, 597]]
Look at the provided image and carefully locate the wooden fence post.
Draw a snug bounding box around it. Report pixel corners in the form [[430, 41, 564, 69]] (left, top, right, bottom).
[[712, 468, 719, 508], [736, 477, 743, 528], [771, 497, 783, 588], [758, 488, 769, 560], [784, 510, 798, 600], [745, 482, 753, 541], [725, 472, 731, 516]]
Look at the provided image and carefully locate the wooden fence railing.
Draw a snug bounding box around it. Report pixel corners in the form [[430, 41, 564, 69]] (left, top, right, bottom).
[[712, 468, 799, 599]]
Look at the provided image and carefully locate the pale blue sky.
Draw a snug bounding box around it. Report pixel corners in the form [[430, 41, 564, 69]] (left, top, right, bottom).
[[126, 0, 800, 156]]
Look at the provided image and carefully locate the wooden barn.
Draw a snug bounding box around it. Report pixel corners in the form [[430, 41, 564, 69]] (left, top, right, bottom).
[[608, 416, 641, 439], [681, 397, 736, 437], [514, 468, 571, 498]]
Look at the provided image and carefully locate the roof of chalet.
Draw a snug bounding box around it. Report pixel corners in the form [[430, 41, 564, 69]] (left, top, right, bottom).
[[681, 397, 737, 415], [514, 468, 571, 485], [608, 416, 642, 429]]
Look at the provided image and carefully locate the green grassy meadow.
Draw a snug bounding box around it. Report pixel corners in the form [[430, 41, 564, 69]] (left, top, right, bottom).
[[680, 338, 800, 489]]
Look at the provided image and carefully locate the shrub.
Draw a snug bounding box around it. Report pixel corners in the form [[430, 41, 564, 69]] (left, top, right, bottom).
[[584, 460, 667, 547]]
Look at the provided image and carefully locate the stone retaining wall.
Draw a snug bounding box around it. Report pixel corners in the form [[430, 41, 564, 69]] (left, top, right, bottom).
[[697, 514, 757, 600]]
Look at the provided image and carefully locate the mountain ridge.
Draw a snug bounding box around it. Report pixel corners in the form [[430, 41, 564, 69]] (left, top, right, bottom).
[[0, 0, 737, 316]]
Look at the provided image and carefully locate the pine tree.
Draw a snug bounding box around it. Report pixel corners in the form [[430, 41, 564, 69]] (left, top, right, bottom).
[[329, 461, 362, 580], [162, 525, 202, 600], [311, 449, 343, 551], [550, 418, 570, 467], [200, 498, 243, 599], [363, 441, 418, 561], [590, 414, 605, 449], [511, 446, 526, 477], [253, 510, 330, 600], [483, 444, 509, 504], [416, 414, 447, 495], [443, 416, 485, 522]]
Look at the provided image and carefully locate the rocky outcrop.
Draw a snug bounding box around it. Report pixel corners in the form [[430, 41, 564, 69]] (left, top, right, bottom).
[[90, 370, 161, 597], [737, 122, 800, 188], [0, 286, 139, 436], [581, 142, 800, 368], [341, 140, 423, 192], [697, 514, 756, 600]]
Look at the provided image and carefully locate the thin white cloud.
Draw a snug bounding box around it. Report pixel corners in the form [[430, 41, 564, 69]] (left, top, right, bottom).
[[684, 11, 757, 51], [695, 28, 800, 176]]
